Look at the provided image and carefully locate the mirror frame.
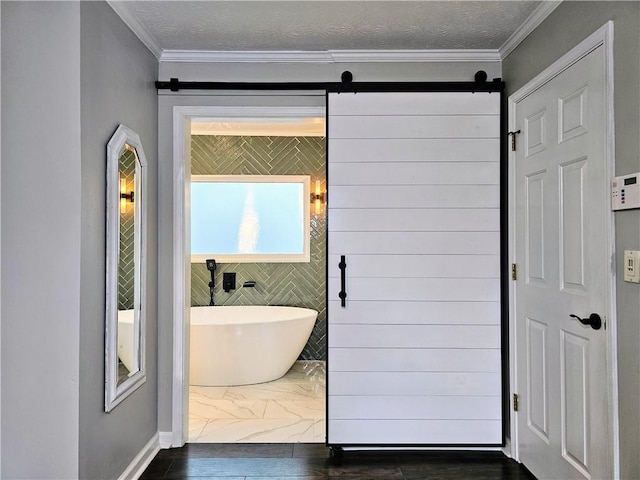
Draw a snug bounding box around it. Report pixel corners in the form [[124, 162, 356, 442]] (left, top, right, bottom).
[[105, 124, 148, 412]]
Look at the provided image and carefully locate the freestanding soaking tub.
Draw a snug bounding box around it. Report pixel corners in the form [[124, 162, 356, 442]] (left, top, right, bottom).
[[117, 309, 137, 374], [189, 305, 317, 386]]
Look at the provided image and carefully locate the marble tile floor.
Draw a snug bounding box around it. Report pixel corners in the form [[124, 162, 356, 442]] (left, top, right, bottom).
[[189, 361, 326, 443]]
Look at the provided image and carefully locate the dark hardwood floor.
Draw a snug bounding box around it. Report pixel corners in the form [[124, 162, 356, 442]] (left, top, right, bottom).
[[141, 443, 536, 479]]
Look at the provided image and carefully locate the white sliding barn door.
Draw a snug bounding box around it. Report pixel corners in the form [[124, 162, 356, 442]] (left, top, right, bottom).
[[327, 91, 502, 445]]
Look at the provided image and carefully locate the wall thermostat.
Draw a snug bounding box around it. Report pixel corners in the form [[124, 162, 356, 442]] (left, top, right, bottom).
[[612, 172, 640, 210]]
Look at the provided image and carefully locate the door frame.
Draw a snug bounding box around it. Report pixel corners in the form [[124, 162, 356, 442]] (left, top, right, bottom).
[[169, 104, 326, 447], [507, 21, 619, 475]]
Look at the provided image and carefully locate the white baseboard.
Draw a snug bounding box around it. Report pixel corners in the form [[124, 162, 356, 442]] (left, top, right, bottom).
[[159, 431, 175, 449], [502, 438, 513, 459], [118, 432, 160, 480]]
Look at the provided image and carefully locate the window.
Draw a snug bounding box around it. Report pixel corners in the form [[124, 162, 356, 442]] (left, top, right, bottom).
[[191, 175, 310, 263]]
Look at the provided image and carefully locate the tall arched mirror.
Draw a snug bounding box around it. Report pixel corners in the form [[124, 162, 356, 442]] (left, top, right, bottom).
[[105, 124, 147, 412]]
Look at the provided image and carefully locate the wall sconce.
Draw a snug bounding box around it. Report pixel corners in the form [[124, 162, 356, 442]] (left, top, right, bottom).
[[120, 177, 134, 213], [310, 180, 325, 215]]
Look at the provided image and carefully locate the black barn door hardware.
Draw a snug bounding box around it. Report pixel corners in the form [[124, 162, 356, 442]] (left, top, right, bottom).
[[507, 130, 521, 151], [338, 255, 347, 308], [155, 71, 504, 94]]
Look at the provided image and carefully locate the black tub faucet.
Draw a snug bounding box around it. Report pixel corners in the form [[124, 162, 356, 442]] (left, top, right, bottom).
[[206, 259, 217, 306]]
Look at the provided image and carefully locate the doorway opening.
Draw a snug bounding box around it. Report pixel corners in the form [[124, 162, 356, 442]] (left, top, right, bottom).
[[183, 111, 327, 443]]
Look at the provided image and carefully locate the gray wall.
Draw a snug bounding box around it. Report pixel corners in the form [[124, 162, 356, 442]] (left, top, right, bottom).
[[502, 3, 640, 478], [156, 60, 501, 434], [1, 2, 82, 478], [159, 61, 502, 84], [190, 135, 327, 360], [79, 2, 158, 479], [1, 2, 159, 478]]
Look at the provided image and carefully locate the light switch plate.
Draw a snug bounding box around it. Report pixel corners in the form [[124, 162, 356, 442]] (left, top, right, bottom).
[[624, 250, 640, 283]]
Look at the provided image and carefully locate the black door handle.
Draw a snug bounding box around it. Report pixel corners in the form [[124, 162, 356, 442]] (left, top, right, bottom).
[[569, 313, 602, 330], [338, 255, 347, 308]]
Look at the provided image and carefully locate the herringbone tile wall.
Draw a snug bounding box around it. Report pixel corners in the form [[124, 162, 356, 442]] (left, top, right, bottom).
[[118, 149, 136, 311], [190, 135, 327, 360]]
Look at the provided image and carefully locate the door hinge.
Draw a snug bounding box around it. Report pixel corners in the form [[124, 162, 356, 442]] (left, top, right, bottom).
[[513, 393, 520, 412], [508, 130, 521, 151], [511, 263, 518, 281]]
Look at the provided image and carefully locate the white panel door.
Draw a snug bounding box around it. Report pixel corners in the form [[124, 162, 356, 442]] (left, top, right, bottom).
[[327, 91, 502, 445], [514, 46, 612, 479]]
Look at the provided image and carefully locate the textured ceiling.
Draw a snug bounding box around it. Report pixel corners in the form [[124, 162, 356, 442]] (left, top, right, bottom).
[[115, 1, 542, 52]]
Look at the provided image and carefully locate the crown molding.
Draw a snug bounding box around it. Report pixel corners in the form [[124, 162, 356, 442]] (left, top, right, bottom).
[[499, 0, 563, 59], [107, 1, 163, 60], [161, 50, 332, 63], [160, 49, 501, 64], [331, 50, 501, 63]]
